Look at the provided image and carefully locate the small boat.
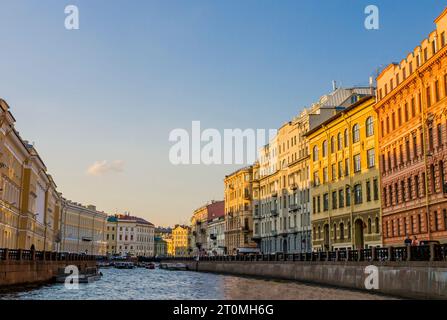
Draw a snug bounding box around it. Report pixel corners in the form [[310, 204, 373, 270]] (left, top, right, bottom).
[[114, 261, 135, 269], [55, 267, 102, 284], [146, 263, 156, 269], [159, 263, 187, 271]]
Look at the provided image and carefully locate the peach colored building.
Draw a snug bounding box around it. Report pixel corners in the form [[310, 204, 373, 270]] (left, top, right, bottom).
[[375, 8, 447, 246]]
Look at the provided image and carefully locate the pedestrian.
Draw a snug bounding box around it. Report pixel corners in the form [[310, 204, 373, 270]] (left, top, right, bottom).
[[404, 235, 412, 246], [411, 236, 419, 246]]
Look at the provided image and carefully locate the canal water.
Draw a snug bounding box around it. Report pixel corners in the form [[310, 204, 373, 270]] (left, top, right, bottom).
[[0, 267, 397, 300]]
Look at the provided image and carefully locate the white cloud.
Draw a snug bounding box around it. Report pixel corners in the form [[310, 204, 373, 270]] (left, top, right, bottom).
[[87, 160, 125, 176]]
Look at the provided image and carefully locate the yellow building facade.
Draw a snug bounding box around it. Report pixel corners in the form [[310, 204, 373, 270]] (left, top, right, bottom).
[[60, 200, 107, 255], [190, 204, 208, 255], [307, 96, 382, 251], [172, 224, 190, 256], [224, 166, 256, 254], [0, 99, 62, 251]]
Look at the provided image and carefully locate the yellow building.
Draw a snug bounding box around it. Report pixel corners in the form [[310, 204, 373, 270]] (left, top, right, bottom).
[[60, 200, 107, 255], [190, 204, 209, 255], [172, 224, 190, 256], [166, 237, 174, 256], [307, 96, 382, 251], [0, 99, 62, 251], [224, 166, 256, 254]]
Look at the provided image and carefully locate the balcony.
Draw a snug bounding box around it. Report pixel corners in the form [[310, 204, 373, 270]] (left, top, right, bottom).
[[279, 230, 289, 237], [244, 193, 251, 200], [271, 209, 279, 217], [289, 227, 298, 234], [290, 183, 298, 190], [289, 204, 299, 212], [272, 192, 278, 198], [271, 230, 278, 237]]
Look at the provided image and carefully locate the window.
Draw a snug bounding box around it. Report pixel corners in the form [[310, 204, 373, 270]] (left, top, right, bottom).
[[352, 124, 360, 143], [313, 146, 319, 161], [444, 209, 447, 231], [366, 117, 374, 137], [323, 167, 328, 184], [323, 193, 329, 211], [344, 129, 349, 148], [368, 218, 372, 234], [338, 161, 343, 178], [313, 171, 320, 187], [398, 108, 402, 126], [339, 189, 344, 208], [415, 175, 420, 198], [367, 149, 375, 168], [366, 180, 371, 202], [345, 158, 350, 176], [331, 164, 336, 181], [404, 103, 409, 122], [401, 180, 406, 202], [413, 134, 418, 159], [322, 140, 328, 157], [438, 124, 443, 148], [408, 177, 413, 200], [354, 184, 362, 205], [429, 127, 434, 151], [333, 223, 337, 240], [337, 133, 343, 150], [373, 178, 379, 201], [411, 97, 416, 117], [435, 80, 440, 102], [442, 32, 446, 47], [331, 136, 336, 154], [346, 187, 351, 207], [354, 154, 361, 173], [340, 223, 344, 240], [332, 191, 337, 210]]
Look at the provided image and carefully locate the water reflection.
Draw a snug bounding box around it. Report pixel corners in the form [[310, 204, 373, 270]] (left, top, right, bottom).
[[0, 268, 397, 300]]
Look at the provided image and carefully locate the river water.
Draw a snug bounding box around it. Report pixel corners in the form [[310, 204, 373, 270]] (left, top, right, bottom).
[[0, 267, 397, 300]]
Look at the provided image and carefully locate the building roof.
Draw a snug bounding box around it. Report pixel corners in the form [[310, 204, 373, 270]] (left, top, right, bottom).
[[110, 214, 154, 226], [207, 200, 224, 221], [304, 95, 375, 138]]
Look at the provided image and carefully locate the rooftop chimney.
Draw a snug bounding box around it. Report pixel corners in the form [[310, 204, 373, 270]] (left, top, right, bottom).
[[332, 80, 337, 91]]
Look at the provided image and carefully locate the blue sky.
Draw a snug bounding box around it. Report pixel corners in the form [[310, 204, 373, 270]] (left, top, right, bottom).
[[0, 0, 445, 226]]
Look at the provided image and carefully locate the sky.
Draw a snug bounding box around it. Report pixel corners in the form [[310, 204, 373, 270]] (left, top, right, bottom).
[[0, 0, 445, 226]]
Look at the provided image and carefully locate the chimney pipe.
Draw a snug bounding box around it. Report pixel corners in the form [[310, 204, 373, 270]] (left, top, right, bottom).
[[332, 80, 337, 91]]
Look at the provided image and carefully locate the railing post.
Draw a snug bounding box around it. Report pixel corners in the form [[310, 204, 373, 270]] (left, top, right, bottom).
[[17, 249, 22, 261], [335, 250, 339, 262], [430, 243, 436, 261], [388, 247, 393, 261], [357, 249, 361, 262], [31, 249, 36, 261], [371, 247, 376, 261], [406, 245, 412, 262], [4, 248, 9, 261]]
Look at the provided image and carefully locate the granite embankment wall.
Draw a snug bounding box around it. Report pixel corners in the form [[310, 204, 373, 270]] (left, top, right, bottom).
[[178, 260, 447, 299], [0, 260, 97, 286]]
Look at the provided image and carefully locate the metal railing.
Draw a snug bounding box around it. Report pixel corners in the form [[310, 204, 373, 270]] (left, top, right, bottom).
[[0, 248, 103, 262], [161, 244, 447, 263]]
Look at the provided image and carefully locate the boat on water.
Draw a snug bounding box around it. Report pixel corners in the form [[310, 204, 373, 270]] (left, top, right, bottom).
[[146, 263, 156, 269], [114, 261, 135, 269], [159, 263, 187, 271], [55, 267, 102, 284]]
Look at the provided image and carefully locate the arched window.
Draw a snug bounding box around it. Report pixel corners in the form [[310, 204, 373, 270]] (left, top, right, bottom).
[[337, 133, 343, 151], [322, 140, 328, 157], [331, 136, 335, 154], [347, 222, 351, 239], [367, 218, 372, 234], [344, 129, 349, 147], [366, 116, 374, 137], [340, 222, 344, 240], [352, 124, 360, 143], [318, 226, 321, 239], [313, 146, 319, 161]]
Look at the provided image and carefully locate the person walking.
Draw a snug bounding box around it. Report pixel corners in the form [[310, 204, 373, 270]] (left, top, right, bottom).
[[404, 235, 412, 246], [411, 236, 419, 246]]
